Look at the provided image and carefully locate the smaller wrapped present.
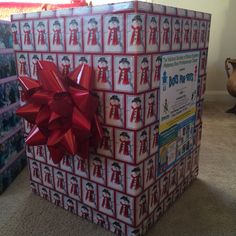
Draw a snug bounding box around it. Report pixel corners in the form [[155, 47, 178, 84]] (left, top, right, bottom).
[[0, 19, 26, 194]]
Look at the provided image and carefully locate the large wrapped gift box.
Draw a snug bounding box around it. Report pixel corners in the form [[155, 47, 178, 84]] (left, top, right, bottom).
[[0, 20, 26, 194], [11, 1, 210, 235]]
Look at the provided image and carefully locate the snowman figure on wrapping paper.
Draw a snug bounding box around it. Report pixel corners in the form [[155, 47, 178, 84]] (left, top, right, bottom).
[[85, 183, 96, 206], [53, 193, 61, 206], [31, 161, 41, 181], [143, 216, 153, 235], [87, 17, 101, 49], [186, 155, 192, 176], [56, 171, 65, 192], [152, 125, 158, 150], [130, 97, 142, 125], [107, 16, 122, 48], [147, 93, 156, 120], [43, 166, 52, 186], [150, 184, 159, 209], [153, 56, 162, 85], [173, 19, 181, 46], [96, 57, 111, 88], [130, 167, 142, 191], [139, 194, 148, 219], [109, 95, 122, 123], [62, 155, 72, 170], [192, 21, 199, 45], [148, 17, 158, 48], [165, 195, 172, 210], [130, 15, 143, 46], [155, 205, 163, 220], [23, 22, 33, 48], [31, 55, 39, 78], [118, 58, 133, 90], [139, 57, 150, 89], [35, 146, 45, 161], [52, 20, 63, 49], [68, 19, 81, 48], [99, 127, 112, 156], [18, 54, 28, 76], [183, 20, 190, 47], [11, 24, 20, 49], [41, 187, 48, 200], [69, 176, 79, 198], [66, 199, 75, 213], [161, 176, 169, 200], [92, 157, 104, 181], [139, 130, 148, 157], [146, 158, 154, 183], [81, 205, 90, 220], [129, 15, 144, 52], [26, 144, 34, 158], [25, 120, 34, 134], [178, 161, 185, 182], [36, 21, 47, 49], [170, 168, 178, 191], [173, 185, 180, 201], [61, 56, 71, 77], [112, 222, 123, 236], [101, 189, 113, 213], [118, 132, 132, 160], [96, 213, 106, 228], [161, 18, 170, 49], [119, 196, 132, 222], [110, 162, 123, 188], [200, 22, 206, 44], [75, 155, 87, 176], [172, 18, 182, 50]]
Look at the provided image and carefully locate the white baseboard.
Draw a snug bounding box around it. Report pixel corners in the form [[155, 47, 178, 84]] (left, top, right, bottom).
[[204, 90, 236, 102]]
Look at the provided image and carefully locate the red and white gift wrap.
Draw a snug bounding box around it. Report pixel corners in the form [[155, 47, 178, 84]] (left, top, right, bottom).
[[12, 1, 210, 235]]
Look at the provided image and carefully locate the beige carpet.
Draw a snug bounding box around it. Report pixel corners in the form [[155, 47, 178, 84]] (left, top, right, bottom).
[[0, 101, 236, 236]]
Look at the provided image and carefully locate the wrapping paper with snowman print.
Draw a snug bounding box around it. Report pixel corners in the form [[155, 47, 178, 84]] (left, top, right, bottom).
[[11, 1, 210, 235]]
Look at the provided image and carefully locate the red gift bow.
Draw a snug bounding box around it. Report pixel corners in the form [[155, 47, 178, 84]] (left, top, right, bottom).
[[17, 60, 103, 164]]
